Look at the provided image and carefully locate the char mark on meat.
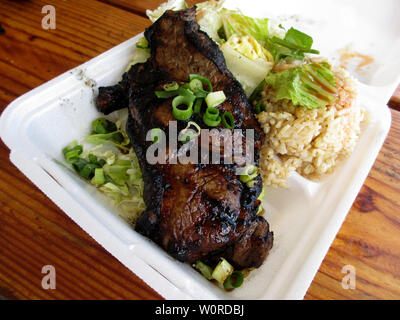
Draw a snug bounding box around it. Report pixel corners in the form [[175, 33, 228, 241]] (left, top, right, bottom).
[[96, 7, 273, 269]]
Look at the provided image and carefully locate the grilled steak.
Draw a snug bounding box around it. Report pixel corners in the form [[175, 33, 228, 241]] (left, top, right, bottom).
[[96, 7, 273, 269]]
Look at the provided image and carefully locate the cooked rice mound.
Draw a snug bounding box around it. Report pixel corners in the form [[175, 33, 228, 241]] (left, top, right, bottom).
[[256, 66, 365, 187]]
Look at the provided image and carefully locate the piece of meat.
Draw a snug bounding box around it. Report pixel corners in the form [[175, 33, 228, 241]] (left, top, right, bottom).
[[97, 7, 273, 268]]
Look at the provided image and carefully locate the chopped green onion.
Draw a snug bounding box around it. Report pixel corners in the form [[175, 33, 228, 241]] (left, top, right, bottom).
[[92, 118, 117, 134], [177, 87, 196, 102], [155, 87, 196, 102], [189, 78, 203, 93], [221, 112, 235, 130], [155, 90, 178, 99], [71, 158, 88, 173], [79, 163, 98, 180], [193, 261, 213, 280], [205, 91, 226, 108], [203, 114, 221, 127], [194, 98, 203, 114], [203, 107, 221, 127], [62, 142, 83, 158], [204, 107, 219, 121], [212, 258, 234, 284], [93, 168, 105, 185], [150, 128, 163, 143], [189, 74, 213, 92], [62, 142, 83, 164], [172, 95, 193, 121], [223, 271, 244, 290], [194, 89, 209, 99], [62, 141, 79, 155], [246, 180, 257, 188], [92, 119, 108, 134], [240, 165, 259, 183], [88, 154, 98, 164], [64, 148, 83, 163], [179, 121, 201, 143], [163, 81, 179, 92], [97, 158, 106, 167]]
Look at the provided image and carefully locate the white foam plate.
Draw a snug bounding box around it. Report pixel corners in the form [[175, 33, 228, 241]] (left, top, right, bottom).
[[1, 0, 399, 300]]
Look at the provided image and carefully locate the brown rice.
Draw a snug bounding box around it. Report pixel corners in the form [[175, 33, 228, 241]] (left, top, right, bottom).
[[256, 64, 365, 188]]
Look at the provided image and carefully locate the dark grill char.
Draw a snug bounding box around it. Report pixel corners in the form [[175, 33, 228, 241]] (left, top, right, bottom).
[[96, 7, 273, 269]]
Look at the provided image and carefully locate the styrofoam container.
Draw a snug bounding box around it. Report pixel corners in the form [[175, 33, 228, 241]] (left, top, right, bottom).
[[1, 0, 399, 300]]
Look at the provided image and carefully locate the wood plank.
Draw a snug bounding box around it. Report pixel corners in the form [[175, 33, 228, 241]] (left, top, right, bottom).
[[0, 0, 399, 300], [0, 0, 160, 300], [0, 0, 151, 107], [388, 85, 400, 112], [99, 0, 201, 17]]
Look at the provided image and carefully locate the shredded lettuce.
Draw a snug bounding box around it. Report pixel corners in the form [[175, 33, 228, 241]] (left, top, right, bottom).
[[221, 41, 273, 96], [196, 0, 224, 43], [146, 0, 188, 22], [62, 118, 145, 224], [86, 130, 130, 152], [220, 9, 269, 46], [125, 47, 151, 72], [264, 62, 338, 110], [226, 34, 273, 62]]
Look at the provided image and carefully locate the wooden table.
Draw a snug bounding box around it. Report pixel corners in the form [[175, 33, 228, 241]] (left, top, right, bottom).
[[0, 0, 399, 300]]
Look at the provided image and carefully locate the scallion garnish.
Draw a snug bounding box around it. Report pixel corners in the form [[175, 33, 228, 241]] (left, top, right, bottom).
[[93, 168, 105, 185], [172, 95, 194, 121], [203, 107, 221, 127], [163, 81, 179, 92], [79, 163, 98, 180], [221, 112, 235, 130], [239, 164, 259, 183], [155, 90, 178, 99], [205, 91, 226, 108], [62, 142, 83, 164], [64, 147, 83, 163], [71, 158, 88, 173], [194, 98, 203, 114], [193, 261, 213, 280], [203, 115, 221, 127], [211, 258, 234, 284], [189, 74, 213, 92], [189, 78, 203, 93], [204, 107, 219, 121], [223, 271, 244, 290], [155, 87, 196, 102], [92, 118, 117, 134]]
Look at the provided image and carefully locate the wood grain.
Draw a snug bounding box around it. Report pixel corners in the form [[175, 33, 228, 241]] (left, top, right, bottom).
[[0, 0, 159, 300], [0, 0, 399, 300], [389, 85, 400, 112]]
